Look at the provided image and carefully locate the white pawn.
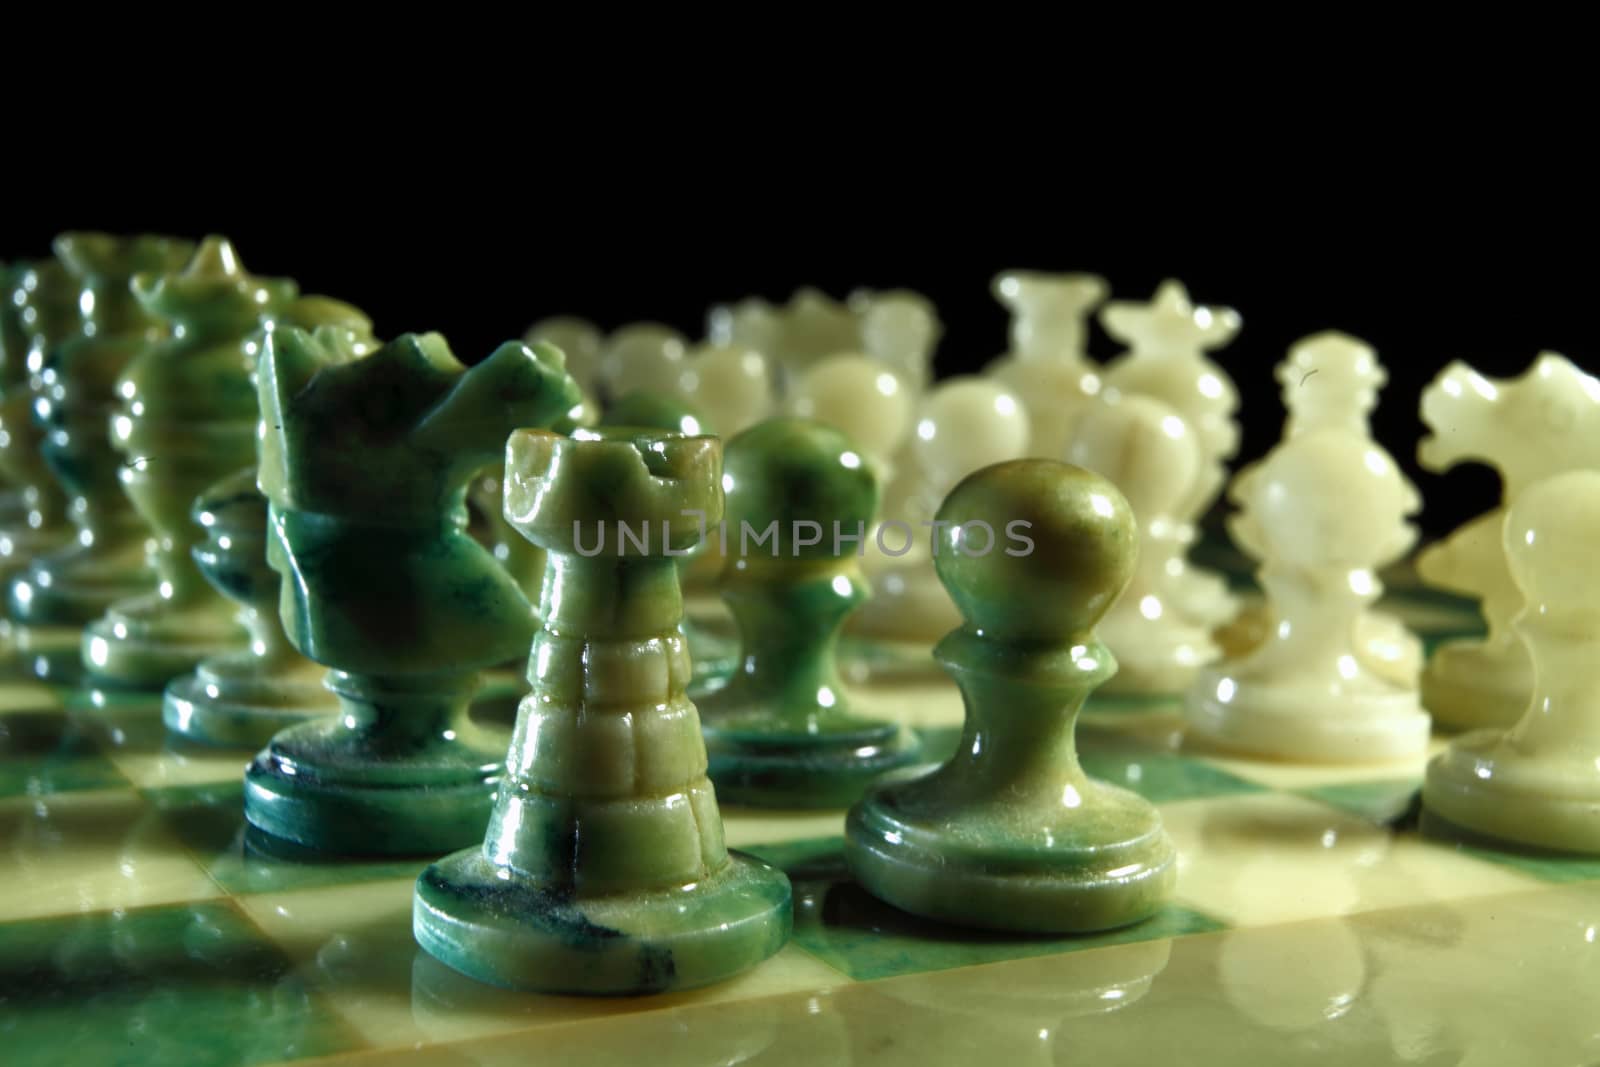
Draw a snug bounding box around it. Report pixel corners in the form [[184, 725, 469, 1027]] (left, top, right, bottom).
[[1099, 280, 1241, 626], [1067, 395, 1218, 694], [676, 343, 774, 437], [785, 354, 916, 479], [851, 377, 1031, 643], [985, 270, 1108, 459], [598, 322, 688, 402], [849, 288, 941, 392], [1417, 354, 1600, 732], [1186, 343, 1429, 762], [1423, 469, 1600, 853]]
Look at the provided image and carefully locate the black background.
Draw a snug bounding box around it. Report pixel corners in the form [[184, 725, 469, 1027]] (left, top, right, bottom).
[[6, 194, 1592, 539]]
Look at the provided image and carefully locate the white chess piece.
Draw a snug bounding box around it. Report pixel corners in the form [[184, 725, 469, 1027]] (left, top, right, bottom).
[[1099, 280, 1241, 627], [1186, 341, 1429, 762], [785, 355, 915, 480], [598, 322, 688, 401], [1417, 353, 1600, 732], [1422, 469, 1600, 852], [1228, 333, 1424, 686], [524, 316, 604, 397], [676, 343, 774, 437], [849, 288, 941, 392], [850, 377, 1031, 643], [984, 270, 1108, 459], [1067, 395, 1218, 695]]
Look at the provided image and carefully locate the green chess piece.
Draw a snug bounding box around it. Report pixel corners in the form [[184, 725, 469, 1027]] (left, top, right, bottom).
[[414, 427, 791, 993], [7, 233, 195, 682], [845, 460, 1177, 931], [163, 298, 376, 747], [244, 328, 581, 855], [82, 237, 297, 687], [694, 416, 921, 807], [0, 261, 27, 528], [0, 260, 76, 585]]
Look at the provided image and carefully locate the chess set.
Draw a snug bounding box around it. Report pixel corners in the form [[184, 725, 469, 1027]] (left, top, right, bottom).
[[3, 235, 1600, 1066]]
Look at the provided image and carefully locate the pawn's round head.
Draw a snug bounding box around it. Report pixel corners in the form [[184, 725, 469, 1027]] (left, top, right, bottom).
[[722, 416, 878, 561], [1505, 469, 1600, 613], [934, 459, 1137, 642]]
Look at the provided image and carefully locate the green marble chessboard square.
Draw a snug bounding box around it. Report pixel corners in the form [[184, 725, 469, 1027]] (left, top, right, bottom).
[[0, 707, 131, 799], [144, 781, 432, 897], [0, 900, 363, 1067]]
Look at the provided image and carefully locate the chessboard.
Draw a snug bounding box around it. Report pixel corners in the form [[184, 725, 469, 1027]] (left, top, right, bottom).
[[5, 561, 1597, 1067]]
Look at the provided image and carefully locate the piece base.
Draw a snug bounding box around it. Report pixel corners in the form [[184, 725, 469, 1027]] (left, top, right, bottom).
[[82, 615, 243, 690], [243, 741, 501, 857], [10, 624, 91, 684], [162, 672, 335, 749], [1422, 732, 1600, 854], [413, 848, 792, 994], [703, 719, 924, 808], [1185, 675, 1430, 763], [844, 784, 1176, 933]]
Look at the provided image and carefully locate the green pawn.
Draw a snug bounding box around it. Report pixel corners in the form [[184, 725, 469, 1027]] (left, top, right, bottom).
[[845, 460, 1177, 932], [82, 237, 297, 687], [163, 298, 376, 747], [414, 427, 791, 994], [0, 261, 76, 586], [244, 328, 580, 855], [8, 234, 195, 682], [695, 416, 921, 807]]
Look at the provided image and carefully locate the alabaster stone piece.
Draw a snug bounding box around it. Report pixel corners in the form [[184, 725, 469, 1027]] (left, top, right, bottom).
[[1186, 335, 1429, 762], [162, 298, 375, 747], [1228, 333, 1424, 686], [1417, 353, 1600, 732], [985, 270, 1108, 460], [848, 287, 942, 391], [695, 417, 921, 806], [1100, 280, 1241, 628], [851, 377, 1031, 644], [1423, 469, 1600, 853], [242, 328, 580, 854], [1067, 395, 1217, 695], [414, 427, 791, 994], [0, 261, 75, 584], [597, 322, 688, 402], [523, 315, 603, 396], [81, 238, 297, 687], [675, 342, 775, 437], [846, 460, 1176, 931], [6, 234, 194, 682], [784, 354, 916, 479]]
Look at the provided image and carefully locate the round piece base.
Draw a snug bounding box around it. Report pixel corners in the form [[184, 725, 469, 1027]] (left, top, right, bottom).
[[413, 848, 791, 994], [1420, 645, 1529, 734], [704, 722, 923, 809], [11, 624, 91, 684], [1422, 732, 1600, 854], [163, 673, 334, 749], [244, 752, 497, 857], [844, 788, 1176, 933], [1185, 676, 1430, 763], [82, 616, 242, 690]]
